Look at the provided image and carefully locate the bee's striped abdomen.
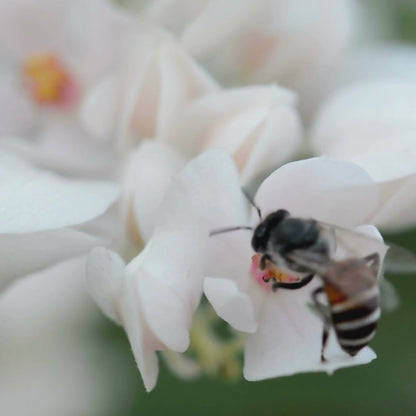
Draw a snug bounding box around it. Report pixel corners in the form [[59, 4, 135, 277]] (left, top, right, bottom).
[[326, 284, 380, 356]]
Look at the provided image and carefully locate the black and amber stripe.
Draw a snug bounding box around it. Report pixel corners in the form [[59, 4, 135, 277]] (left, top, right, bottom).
[[330, 285, 380, 356]]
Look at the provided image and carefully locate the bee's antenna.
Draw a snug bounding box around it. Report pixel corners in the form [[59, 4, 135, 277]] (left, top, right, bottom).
[[209, 226, 254, 237], [241, 188, 262, 220]]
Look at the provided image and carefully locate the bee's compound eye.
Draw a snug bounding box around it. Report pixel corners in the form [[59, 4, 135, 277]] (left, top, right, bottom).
[[252, 224, 268, 252]]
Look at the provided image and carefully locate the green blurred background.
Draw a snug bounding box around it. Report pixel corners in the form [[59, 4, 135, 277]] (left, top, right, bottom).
[[93, 2, 416, 415]]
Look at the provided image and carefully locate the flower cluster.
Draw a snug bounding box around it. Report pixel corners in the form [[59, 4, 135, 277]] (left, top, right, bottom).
[[0, 0, 414, 400]]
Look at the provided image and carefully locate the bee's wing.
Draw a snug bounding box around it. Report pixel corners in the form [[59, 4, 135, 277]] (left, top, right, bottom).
[[379, 277, 400, 312], [317, 222, 389, 260], [318, 221, 416, 274], [382, 242, 416, 274]]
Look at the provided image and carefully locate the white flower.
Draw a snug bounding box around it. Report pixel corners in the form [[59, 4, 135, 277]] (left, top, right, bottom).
[[299, 43, 416, 122], [134, 0, 358, 89], [203, 157, 384, 381], [121, 140, 187, 245], [0, 258, 117, 415], [0, 0, 132, 175], [0, 151, 118, 291], [81, 29, 218, 148], [310, 79, 416, 231], [164, 85, 302, 185], [119, 83, 302, 245], [86, 149, 247, 391]]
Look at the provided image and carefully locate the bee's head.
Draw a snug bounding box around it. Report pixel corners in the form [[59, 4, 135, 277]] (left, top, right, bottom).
[[251, 209, 289, 253]]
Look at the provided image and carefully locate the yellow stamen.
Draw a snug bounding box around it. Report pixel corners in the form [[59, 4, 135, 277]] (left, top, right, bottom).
[[22, 53, 76, 106]]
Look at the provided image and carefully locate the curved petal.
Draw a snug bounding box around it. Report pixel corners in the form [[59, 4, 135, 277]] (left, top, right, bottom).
[[136, 256, 194, 353], [125, 150, 247, 352], [241, 105, 302, 185], [0, 80, 37, 136], [0, 170, 119, 234], [35, 123, 115, 177], [346, 135, 416, 183], [116, 30, 217, 149], [181, 0, 258, 58], [0, 150, 35, 178], [155, 149, 247, 234], [119, 274, 159, 392], [243, 285, 376, 381], [254, 157, 379, 227], [0, 229, 103, 292], [0, 0, 71, 60], [167, 85, 296, 155], [204, 277, 258, 333], [310, 81, 416, 160], [371, 174, 416, 231], [123, 140, 187, 243], [79, 75, 120, 144], [85, 247, 125, 323], [125, 224, 205, 352]]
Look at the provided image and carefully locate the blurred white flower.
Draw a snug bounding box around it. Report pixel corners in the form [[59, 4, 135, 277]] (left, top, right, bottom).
[[86, 149, 247, 391], [203, 157, 383, 380], [0, 258, 119, 416], [298, 43, 416, 122], [121, 140, 187, 245], [0, 0, 132, 176], [119, 82, 301, 245], [87, 30, 302, 248], [0, 151, 118, 291], [132, 0, 358, 89], [310, 80, 416, 231], [165, 85, 302, 185], [81, 29, 218, 148]]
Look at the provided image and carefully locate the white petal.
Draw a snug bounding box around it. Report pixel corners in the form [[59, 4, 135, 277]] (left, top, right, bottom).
[[167, 85, 296, 155], [254, 157, 379, 227], [0, 80, 37, 136], [0, 0, 71, 60], [0, 170, 119, 234], [0, 125, 115, 178], [85, 248, 125, 323], [181, 0, 258, 57], [125, 150, 247, 351], [346, 136, 416, 183], [243, 285, 376, 381], [156, 41, 218, 139], [371, 174, 416, 231], [317, 44, 416, 102], [123, 140, 187, 243], [154, 148, 251, 284], [240, 105, 302, 185], [126, 228, 203, 352], [119, 274, 159, 392], [204, 277, 258, 333], [310, 81, 416, 161], [0, 229, 103, 292], [155, 149, 247, 234], [116, 30, 217, 149], [68, 0, 133, 83], [79, 75, 120, 144], [0, 150, 35, 178]]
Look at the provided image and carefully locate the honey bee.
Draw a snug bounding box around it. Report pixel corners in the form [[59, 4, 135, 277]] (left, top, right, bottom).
[[211, 202, 412, 362]]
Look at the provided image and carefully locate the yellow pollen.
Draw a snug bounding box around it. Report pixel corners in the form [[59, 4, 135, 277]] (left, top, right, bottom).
[[268, 268, 294, 283], [23, 53, 75, 105]]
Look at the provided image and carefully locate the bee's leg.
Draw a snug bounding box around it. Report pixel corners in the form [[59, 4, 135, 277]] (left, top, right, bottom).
[[273, 274, 315, 291], [260, 254, 272, 270], [363, 252, 380, 276], [312, 286, 331, 363]]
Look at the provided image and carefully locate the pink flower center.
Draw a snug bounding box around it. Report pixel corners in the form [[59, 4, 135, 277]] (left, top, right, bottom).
[[250, 254, 300, 293], [22, 53, 79, 108]]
